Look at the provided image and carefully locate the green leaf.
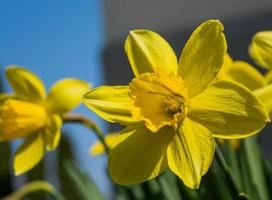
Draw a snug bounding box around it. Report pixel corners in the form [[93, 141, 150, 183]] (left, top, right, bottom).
[[200, 162, 232, 200], [242, 137, 269, 200], [158, 171, 182, 200], [61, 160, 106, 200]]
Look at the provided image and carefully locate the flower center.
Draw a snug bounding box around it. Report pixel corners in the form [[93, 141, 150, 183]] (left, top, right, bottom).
[[129, 71, 189, 132], [0, 99, 47, 141]]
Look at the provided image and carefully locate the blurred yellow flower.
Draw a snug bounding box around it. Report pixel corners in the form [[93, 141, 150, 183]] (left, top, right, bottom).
[[249, 31, 272, 71], [83, 20, 269, 189], [0, 66, 91, 175], [219, 54, 272, 118], [219, 54, 267, 90], [90, 132, 119, 155]]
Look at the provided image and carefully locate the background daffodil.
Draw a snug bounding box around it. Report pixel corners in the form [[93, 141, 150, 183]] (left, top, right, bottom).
[[249, 31, 272, 84], [0, 66, 91, 175], [219, 54, 267, 90], [83, 20, 269, 189]]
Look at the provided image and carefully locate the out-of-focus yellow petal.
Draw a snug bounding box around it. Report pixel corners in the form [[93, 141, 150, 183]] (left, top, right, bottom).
[[46, 78, 91, 114], [167, 118, 214, 189], [90, 133, 119, 156], [179, 20, 227, 97], [189, 81, 269, 139], [5, 66, 46, 103], [83, 86, 140, 125], [217, 54, 233, 79], [0, 99, 47, 141], [125, 30, 178, 77], [14, 133, 45, 175], [223, 61, 266, 90], [254, 84, 272, 116], [0, 93, 15, 104], [249, 31, 272, 70], [44, 114, 62, 151], [218, 139, 241, 150], [108, 125, 174, 185], [265, 70, 272, 84]]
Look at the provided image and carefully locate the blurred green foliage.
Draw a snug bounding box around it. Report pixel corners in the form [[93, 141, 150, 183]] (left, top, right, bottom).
[[1, 133, 272, 200]]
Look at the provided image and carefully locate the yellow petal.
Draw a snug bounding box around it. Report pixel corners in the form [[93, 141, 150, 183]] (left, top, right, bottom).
[[108, 125, 175, 185], [249, 31, 272, 70], [254, 84, 272, 116], [14, 133, 45, 175], [217, 53, 234, 79], [0, 93, 14, 104], [125, 30, 178, 77], [46, 78, 91, 114], [217, 139, 241, 150], [179, 20, 227, 97], [167, 118, 214, 189], [5, 66, 46, 103], [44, 114, 62, 151], [265, 70, 272, 84], [0, 99, 47, 141], [223, 61, 266, 90], [83, 86, 139, 125], [90, 132, 119, 156], [189, 81, 269, 139]]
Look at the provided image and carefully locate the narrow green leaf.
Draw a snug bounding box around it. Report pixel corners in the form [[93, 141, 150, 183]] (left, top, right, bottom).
[[242, 137, 269, 200], [200, 162, 232, 200], [61, 160, 106, 200], [158, 171, 182, 200]]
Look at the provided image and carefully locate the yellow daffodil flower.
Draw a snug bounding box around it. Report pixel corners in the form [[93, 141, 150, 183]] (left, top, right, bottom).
[[0, 66, 90, 175], [249, 31, 272, 84], [248, 31, 272, 116], [83, 20, 269, 189], [249, 31, 272, 70]]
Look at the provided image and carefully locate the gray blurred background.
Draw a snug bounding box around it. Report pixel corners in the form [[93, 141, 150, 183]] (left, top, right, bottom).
[[102, 0, 272, 152]]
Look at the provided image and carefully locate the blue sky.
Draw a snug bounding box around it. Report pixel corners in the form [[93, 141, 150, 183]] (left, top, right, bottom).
[[0, 0, 111, 197]]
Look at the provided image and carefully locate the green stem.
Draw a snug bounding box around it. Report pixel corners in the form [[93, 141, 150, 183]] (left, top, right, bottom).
[[1, 181, 65, 200], [215, 143, 245, 200], [62, 113, 109, 154]]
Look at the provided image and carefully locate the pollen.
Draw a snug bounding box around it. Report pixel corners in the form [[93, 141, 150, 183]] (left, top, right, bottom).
[[0, 99, 47, 141], [129, 70, 189, 132]]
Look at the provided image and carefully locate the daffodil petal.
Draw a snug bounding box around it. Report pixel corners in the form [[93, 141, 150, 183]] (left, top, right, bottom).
[[265, 70, 272, 84], [167, 118, 214, 189], [108, 125, 175, 185], [189, 81, 269, 139], [90, 132, 119, 156], [44, 114, 62, 151], [6, 66, 46, 103], [46, 78, 91, 114], [254, 84, 272, 116], [249, 31, 272, 70], [125, 30, 178, 76], [14, 133, 45, 175], [179, 20, 227, 97], [83, 86, 139, 125], [0, 93, 15, 104], [217, 53, 233, 79], [223, 61, 266, 90]]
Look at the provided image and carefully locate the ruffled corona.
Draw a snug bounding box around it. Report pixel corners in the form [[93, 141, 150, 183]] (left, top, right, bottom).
[[129, 71, 189, 132], [0, 99, 47, 140]]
